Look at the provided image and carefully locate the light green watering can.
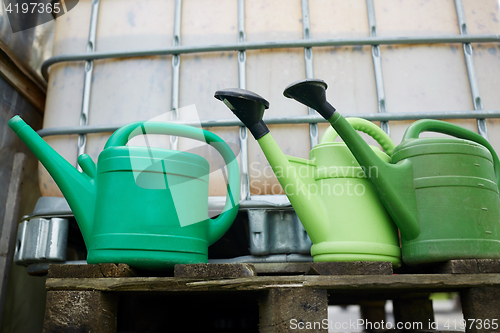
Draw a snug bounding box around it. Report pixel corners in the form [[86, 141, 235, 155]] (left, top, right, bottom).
[[215, 89, 402, 267], [9, 116, 240, 269], [283, 78, 500, 265]]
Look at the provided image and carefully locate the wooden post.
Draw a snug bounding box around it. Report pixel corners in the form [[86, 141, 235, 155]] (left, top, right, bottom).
[[259, 288, 328, 333], [393, 295, 434, 331], [44, 264, 134, 333], [43, 290, 118, 333], [461, 287, 500, 333], [0, 153, 26, 325], [360, 301, 386, 323]]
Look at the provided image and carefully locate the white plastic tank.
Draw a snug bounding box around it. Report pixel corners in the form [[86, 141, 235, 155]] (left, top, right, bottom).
[[42, 0, 500, 198]]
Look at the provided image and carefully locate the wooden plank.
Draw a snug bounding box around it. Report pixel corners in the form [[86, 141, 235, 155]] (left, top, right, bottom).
[[48, 263, 137, 278], [433, 259, 500, 274], [259, 288, 327, 332], [460, 287, 500, 333], [253, 263, 312, 274], [307, 261, 392, 275], [476, 259, 500, 273], [43, 291, 118, 333], [174, 263, 256, 278], [45, 273, 500, 293], [433, 259, 480, 274], [0, 42, 46, 112], [0, 153, 26, 325]]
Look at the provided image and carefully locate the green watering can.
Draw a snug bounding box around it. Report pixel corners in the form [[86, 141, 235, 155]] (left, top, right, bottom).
[[215, 89, 402, 267], [8, 116, 240, 269], [283, 78, 500, 265]]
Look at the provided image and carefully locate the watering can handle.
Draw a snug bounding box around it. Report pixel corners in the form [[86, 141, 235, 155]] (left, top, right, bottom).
[[320, 117, 396, 156], [105, 121, 240, 245], [403, 119, 500, 190]]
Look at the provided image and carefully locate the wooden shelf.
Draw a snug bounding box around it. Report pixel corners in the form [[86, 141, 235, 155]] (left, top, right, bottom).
[[42, 261, 500, 333], [46, 273, 500, 294]]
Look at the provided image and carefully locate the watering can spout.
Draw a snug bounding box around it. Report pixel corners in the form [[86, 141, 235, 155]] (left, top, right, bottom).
[[284, 79, 421, 240], [8, 116, 96, 246], [214, 88, 328, 227], [283, 79, 337, 120]]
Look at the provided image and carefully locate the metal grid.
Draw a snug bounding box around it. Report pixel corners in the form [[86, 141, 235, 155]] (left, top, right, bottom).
[[454, 0, 488, 139], [170, 0, 182, 151], [40, 0, 500, 203], [366, 0, 389, 135], [238, 0, 250, 200], [76, 0, 99, 171]]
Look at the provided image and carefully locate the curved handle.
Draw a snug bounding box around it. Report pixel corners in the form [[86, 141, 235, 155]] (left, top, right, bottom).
[[106, 121, 240, 245], [320, 117, 396, 156], [403, 119, 500, 190]]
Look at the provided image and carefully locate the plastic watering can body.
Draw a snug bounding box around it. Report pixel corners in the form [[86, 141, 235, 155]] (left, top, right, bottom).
[[8, 116, 240, 269], [214, 88, 401, 266], [390, 122, 500, 265], [90, 147, 213, 269], [284, 78, 500, 266], [287, 120, 401, 265]]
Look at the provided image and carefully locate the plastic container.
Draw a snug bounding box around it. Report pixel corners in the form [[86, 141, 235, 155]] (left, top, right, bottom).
[[42, 0, 500, 198]]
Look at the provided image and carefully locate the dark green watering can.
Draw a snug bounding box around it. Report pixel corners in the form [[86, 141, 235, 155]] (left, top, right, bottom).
[[284, 78, 500, 265], [8, 116, 240, 269]]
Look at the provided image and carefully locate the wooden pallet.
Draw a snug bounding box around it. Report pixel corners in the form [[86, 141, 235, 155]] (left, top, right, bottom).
[[43, 260, 500, 333]]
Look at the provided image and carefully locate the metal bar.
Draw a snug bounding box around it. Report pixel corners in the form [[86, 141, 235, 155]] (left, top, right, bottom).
[[76, 0, 100, 169], [238, 0, 246, 90], [237, 0, 250, 201], [41, 34, 500, 79], [366, 0, 389, 135], [37, 110, 500, 137], [301, 0, 318, 149], [23, 196, 295, 219], [22, 197, 295, 220], [170, 0, 182, 150], [454, 0, 488, 139]]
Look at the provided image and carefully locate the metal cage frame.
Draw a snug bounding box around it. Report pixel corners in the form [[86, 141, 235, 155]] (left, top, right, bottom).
[[40, 0, 500, 202]]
